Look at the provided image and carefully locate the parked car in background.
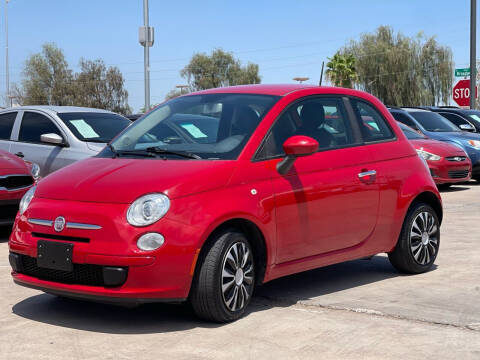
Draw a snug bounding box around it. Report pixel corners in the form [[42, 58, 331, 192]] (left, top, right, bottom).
[[9, 85, 442, 322], [0, 149, 38, 226], [0, 106, 131, 177], [389, 107, 480, 182], [397, 122, 471, 186], [429, 107, 480, 133]]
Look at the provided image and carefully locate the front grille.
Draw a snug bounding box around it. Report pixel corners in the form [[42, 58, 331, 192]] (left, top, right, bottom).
[[0, 175, 34, 191], [17, 254, 117, 287], [446, 156, 467, 162], [448, 170, 469, 179], [32, 232, 90, 243]]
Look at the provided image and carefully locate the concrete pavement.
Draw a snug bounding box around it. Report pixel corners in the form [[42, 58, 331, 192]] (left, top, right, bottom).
[[1, 183, 479, 359]]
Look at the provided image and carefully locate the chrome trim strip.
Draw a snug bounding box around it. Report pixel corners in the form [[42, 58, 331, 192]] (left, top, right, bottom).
[[28, 219, 53, 227], [0, 173, 31, 179], [66, 222, 102, 230], [27, 218, 102, 230], [0, 184, 32, 192]]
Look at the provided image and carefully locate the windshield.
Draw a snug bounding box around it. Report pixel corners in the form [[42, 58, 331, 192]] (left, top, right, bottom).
[[107, 93, 279, 160], [409, 111, 460, 132], [58, 112, 131, 142], [397, 122, 425, 139], [465, 111, 480, 125]]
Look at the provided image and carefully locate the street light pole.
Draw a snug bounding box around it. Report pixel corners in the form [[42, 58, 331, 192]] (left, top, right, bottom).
[[5, 0, 9, 107], [143, 0, 150, 111], [470, 0, 476, 109]]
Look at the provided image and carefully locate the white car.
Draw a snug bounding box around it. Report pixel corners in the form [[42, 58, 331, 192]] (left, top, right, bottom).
[[0, 106, 131, 176]]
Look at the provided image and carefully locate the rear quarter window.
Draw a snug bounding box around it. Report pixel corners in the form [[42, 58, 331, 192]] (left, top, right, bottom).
[[351, 100, 395, 142]]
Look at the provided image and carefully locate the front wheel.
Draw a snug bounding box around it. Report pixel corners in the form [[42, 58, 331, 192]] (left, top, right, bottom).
[[388, 202, 440, 274], [190, 230, 255, 322]]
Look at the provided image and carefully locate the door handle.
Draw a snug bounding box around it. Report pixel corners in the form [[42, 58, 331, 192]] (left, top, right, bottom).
[[15, 152, 24, 158], [358, 170, 376, 183]]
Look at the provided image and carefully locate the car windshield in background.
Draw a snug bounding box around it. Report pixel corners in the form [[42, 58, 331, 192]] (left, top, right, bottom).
[[465, 111, 480, 124], [58, 112, 131, 142], [107, 93, 280, 160], [409, 111, 460, 132], [397, 122, 425, 139]]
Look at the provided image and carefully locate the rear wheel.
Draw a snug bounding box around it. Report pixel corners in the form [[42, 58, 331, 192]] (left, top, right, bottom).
[[190, 230, 255, 322], [388, 202, 440, 274]]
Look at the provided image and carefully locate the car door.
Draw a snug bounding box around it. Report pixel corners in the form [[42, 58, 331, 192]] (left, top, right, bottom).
[[0, 111, 19, 152], [9, 111, 69, 176], [256, 96, 380, 263]]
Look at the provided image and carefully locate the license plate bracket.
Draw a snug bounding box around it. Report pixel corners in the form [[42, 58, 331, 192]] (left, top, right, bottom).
[[37, 240, 73, 272]]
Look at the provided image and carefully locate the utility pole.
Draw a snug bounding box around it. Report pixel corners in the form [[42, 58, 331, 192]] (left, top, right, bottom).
[[139, 0, 154, 111], [319, 61, 325, 86], [470, 0, 476, 109], [5, 0, 9, 107]]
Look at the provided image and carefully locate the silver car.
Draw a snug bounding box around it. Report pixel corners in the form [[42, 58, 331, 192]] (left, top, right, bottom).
[[0, 106, 131, 177]]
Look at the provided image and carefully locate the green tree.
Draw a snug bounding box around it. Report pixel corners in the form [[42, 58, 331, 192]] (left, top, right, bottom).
[[14, 43, 74, 105], [180, 49, 261, 91], [14, 43, 131, 114], [325, 52, 357, 88], [74, 59, 131, 114], [340, 26, 453, 106]]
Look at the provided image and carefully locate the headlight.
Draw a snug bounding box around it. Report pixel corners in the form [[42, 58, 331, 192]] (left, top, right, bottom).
[[19, 185, 36, 215], [467, 140, 480, 149], [127, 193, 170, 226], [416, 148, 441, 161], [30, 163, 41, 180]]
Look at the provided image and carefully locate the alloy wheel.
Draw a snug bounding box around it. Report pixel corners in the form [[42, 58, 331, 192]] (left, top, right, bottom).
[[409, 211, 439, 265], [221, 242, 254, 312]]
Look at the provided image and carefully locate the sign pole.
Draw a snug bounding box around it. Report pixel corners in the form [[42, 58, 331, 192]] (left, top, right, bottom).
[[470, 0, 476, 109]]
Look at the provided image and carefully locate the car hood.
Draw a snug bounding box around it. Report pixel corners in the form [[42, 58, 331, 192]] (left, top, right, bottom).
[[35, 157, 236, 203], [426, 131, 480, 142], [409, 139, 467, 156], [0, 150, 29, 173]]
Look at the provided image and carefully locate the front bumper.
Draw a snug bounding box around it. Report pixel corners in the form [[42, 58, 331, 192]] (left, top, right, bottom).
[[428, 158, 471, 184], [9, 197, 202, 302]]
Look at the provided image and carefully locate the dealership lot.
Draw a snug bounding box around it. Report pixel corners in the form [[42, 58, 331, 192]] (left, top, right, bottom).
[[1, 183, 480, 359]]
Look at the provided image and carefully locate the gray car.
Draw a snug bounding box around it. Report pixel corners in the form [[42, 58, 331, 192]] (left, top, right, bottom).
[[0, 106, 131, 177]]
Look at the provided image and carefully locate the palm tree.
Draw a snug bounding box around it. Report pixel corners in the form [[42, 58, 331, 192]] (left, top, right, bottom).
[[325, 52, 358, 88]]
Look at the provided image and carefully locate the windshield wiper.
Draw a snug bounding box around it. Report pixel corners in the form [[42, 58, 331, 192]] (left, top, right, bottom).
[[145, 147, 201, 159]]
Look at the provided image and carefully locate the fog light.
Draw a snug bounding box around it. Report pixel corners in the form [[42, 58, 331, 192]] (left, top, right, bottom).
[[137, 233, 165, 251]]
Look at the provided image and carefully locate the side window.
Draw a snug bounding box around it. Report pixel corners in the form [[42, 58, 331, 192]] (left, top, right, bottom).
[[261, 97, 354, 158], [391, 112, 417, 128], [439, 112, 468, 126], [351, 100, 394, 142], [0, 112, 17, 140], [19, 112, 63, 144]]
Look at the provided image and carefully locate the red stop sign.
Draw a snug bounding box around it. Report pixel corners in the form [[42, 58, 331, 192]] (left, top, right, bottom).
[[453, 79, 477, 107]]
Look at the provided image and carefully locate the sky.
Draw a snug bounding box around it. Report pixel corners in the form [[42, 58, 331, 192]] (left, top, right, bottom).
[[0, 0, 476, 112]]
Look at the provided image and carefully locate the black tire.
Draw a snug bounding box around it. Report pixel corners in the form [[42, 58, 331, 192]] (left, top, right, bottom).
[[388, 202, 440, 274], [190, 230, 255, 322]]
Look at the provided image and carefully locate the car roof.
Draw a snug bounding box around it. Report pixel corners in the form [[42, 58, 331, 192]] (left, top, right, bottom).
[[188, 84, 319, 96], [1, 105, 114, 114], [400, 107, 431, 113]]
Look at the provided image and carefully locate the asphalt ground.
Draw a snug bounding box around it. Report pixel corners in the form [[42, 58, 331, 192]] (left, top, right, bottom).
[[1, 182, 479, 359]]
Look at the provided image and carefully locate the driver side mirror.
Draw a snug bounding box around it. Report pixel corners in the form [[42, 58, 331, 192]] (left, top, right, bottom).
[[40, 133, 66, 146], [276, 136, 319, 175], [459, 124, 475, 132]]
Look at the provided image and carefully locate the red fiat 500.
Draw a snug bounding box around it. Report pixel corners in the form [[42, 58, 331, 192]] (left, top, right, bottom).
[[9, 85, 442, 322], [397, 122, 472, 186], [1, 150, 38, 226]]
